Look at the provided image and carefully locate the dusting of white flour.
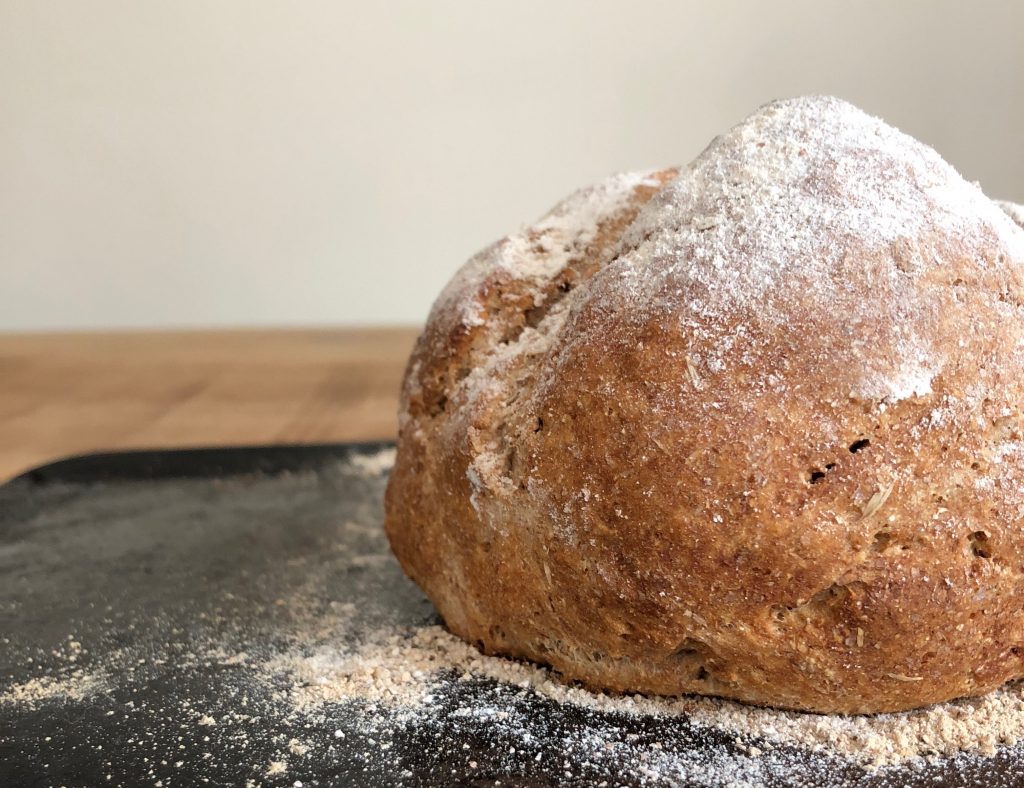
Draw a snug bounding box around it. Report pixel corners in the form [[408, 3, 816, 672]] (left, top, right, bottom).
[[999, 200, 1024, 229], [348, 447, 397, 478], [276, 622, 1024, 771]]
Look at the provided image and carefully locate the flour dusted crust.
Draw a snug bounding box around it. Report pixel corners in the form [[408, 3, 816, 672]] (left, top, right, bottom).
[[1000, 200, 1024, 230], [384, 96, 1024, 714]]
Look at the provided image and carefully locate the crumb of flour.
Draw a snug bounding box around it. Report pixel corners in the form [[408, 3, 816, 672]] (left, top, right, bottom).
[[347, 447, 397, 478], [266, 759, 287, 775]]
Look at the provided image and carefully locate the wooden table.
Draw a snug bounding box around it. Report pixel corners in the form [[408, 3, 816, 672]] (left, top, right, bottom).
[[0, 327, 419, 481]]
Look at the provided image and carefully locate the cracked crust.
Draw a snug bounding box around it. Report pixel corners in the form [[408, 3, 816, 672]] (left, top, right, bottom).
[[384, 97, 1024, 714]]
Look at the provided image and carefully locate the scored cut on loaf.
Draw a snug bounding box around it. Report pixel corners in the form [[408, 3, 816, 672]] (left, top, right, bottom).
[[384, 95, 1024, 714]]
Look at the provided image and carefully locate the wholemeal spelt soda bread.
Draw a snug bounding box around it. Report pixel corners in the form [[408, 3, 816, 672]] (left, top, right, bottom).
[[384, 96, 1024, 714]]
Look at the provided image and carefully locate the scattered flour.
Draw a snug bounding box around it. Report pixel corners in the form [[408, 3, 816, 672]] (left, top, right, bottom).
[[348, 447, 397, 477], [275, 622, 1024, 770], [0, 669, 105, 707]]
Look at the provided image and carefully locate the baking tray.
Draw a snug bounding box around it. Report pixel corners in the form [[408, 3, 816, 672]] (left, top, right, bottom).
[[0, 443, 1020, 787]]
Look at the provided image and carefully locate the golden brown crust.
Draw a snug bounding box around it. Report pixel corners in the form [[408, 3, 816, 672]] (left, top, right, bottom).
[[384, 97, 1024, 714]]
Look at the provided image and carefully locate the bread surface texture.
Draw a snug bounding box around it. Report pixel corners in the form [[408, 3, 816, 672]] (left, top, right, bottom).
[[384, 96, 1024, 714], [1000, 200, 1024, 229]]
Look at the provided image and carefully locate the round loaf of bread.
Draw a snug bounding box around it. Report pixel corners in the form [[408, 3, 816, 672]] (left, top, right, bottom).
[[384, 96, 1024, 714]]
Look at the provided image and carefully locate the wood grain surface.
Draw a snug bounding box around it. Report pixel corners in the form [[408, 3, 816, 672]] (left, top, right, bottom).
[[0, 327, 419, 481]]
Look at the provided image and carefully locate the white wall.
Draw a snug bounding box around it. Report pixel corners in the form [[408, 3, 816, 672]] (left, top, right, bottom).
[[2, 1, 1022, 331]]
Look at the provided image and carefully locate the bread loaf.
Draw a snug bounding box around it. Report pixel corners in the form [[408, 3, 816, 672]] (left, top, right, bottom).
[[384, 96, 1024, 714]]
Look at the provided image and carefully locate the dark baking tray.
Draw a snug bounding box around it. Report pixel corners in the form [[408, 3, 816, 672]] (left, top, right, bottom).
[[0, 443, 1019, 787]]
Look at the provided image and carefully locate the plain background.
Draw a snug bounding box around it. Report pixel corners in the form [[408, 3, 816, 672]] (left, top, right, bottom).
[[2, 1, 1022, 332]]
